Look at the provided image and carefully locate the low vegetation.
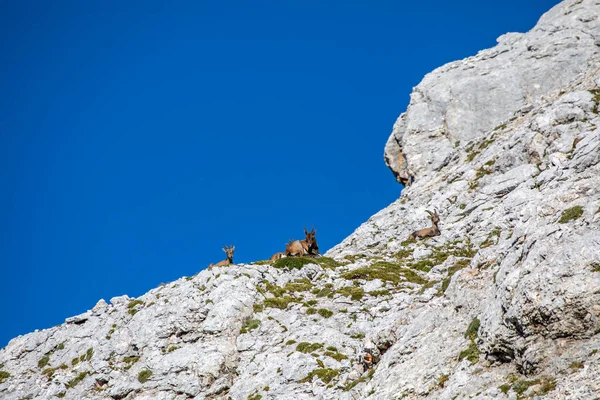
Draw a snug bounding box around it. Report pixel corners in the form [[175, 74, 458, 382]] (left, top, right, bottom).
[[296, 342, 323, 354], [336, 286, 365, 301], [138, 369, 153, 383], [301, 368, 340, 384], [0, 370, 10, 384], [341, 261, 427, 286], [272, 256, 341, 270], [66, 371, 89, 389], [240, 319, 261, 334], [317, 308, 334, 318], [499, 375, 556, 398], [558, 206, 583, 223], [459, 318, 481, 364], [127, 299, 145, 316]]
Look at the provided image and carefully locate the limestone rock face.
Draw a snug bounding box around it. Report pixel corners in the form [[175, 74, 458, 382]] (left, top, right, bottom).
[[2, 0, 600, 399], [384, 0, 600, 184]]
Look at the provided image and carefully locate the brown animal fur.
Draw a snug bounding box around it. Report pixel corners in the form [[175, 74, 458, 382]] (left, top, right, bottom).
[[407, 210, 440, 240], [270, 252, 286, 261], [209, 245, 235, 267], [285, 227, 320, 257]]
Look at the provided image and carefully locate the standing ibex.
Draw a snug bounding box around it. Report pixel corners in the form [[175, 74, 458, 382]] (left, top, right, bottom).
[[285, 227, 320, 257], [407, 210, 440, 240], [209, 245, 235, 268]]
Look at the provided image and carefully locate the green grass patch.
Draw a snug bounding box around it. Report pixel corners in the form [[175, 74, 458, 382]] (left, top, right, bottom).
[[368, 289, 390, 297], [284, 278, 314, 293], [306, 307, 317, 315], [464, 318, 480, 341], [559, 206, 583, 223], [253, 303, 264, 312], [272, 257, 317, 270], [42, 364, 68, 378], [301, 368, 340, 384], [138, 369, 152, 383], [286, 340, 297, 346], [0, 370, 8, 384], [314, 257, 343, 269], [324, 351, 348, 362], [344, 254, 366, 262], [247, 393, 262, 400], [38, 355, 50, 369], [263, 296, 297, 309], [341, 261, 427, 286], [317, 308, 334, 318], [128, 299, 144, 316], [296, 342, 323, 353], [343, 368, 375, 391], [241, 319, 261, 334], [350, 333, 365, 339], [458, 341, 480, 364], [66, 372, 88, 389], [336, 286, 365, 301]]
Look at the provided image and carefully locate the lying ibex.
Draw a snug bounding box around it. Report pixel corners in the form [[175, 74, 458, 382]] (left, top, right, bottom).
[[286, 227, 320, 257], [407, 210, 440, 240], [270, 252, 286, 261], [209, 245, 235, 268]]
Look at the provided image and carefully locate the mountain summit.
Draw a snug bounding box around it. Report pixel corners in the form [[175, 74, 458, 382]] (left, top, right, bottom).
[[2, 0, 600, 399]]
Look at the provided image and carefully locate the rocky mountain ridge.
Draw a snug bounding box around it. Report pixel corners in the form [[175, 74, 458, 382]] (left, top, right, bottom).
[[2, 0, 600, 399]]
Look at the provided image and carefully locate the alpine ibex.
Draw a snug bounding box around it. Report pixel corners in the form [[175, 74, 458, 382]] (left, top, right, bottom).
[[407, 210, 440, 240], [270, 252, 286, 261], [286, 227, 320, 257], [209, 245, 235, 267]]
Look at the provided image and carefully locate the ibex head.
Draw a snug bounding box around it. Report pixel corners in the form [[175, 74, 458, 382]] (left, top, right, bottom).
[[426, 209, 440, 226], [304, 226, 319, 255], [223, 244, 235, 261]]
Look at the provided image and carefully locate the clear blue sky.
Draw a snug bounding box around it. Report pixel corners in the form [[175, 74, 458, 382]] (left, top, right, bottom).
[[0, 0, 558, 347]]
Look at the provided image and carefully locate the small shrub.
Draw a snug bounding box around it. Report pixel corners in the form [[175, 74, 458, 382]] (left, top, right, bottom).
[[247, 393, 262, 400], [286, 340, 297, 346], [138, 369, 152, 383], [559, 206, 583, 223], [350, 333, 365, 339], [306, 307, 317, 315]]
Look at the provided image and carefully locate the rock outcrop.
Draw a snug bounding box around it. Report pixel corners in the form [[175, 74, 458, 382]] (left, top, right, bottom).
[[2, 0, 600, 399]]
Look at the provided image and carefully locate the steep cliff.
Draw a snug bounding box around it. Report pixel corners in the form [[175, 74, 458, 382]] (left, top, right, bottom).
[[2, 1, 600, 399]]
